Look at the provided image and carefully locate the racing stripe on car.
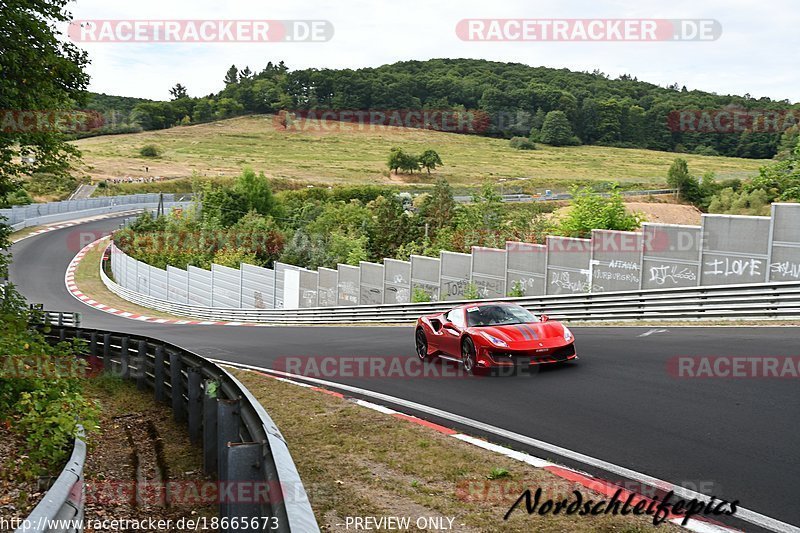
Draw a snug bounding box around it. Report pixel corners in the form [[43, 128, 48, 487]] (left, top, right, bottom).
[[522, 324, 539, 340], [514, 325, 532, 340]]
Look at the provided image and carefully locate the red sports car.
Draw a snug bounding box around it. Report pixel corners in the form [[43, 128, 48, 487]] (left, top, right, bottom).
[[415, 302, 577, 373]]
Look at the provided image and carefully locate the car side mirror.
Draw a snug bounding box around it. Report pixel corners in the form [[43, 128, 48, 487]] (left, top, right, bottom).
[[540, 314, 549, 322]]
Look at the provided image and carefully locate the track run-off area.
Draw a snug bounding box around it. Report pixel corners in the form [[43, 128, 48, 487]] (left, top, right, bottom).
[[9, 215, 800, 533]]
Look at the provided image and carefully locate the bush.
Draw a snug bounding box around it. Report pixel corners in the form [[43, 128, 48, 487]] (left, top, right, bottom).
[[509, 137, 536, 150], [463, 282, 480, 300], [412, 287, 432, 303], [559, 186, 644, 238], [139, 144, 163, 157], [507, 280, 525, 297]]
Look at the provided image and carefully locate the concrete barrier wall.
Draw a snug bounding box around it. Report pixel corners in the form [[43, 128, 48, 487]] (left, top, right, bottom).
[[590, 230, 643, 292], [506, 241, 546, 297], [108, 203, 800, 310], [439, 251, 472, 301], [700, 215, 771, 286], [211, 264, 242, 308], [546, 236, 591, 295], [769, 203, 800, 282], [641, 223, 701, 289], [384, 259, 411, 304], [318, 267, 338, 307], [299, 269, 319, 308], [410, 255, 440, 301], [337, 264, 360, 306], [241, 264, 275, 309], [359, 261, 384, 305], [471, 246, 506, 298]]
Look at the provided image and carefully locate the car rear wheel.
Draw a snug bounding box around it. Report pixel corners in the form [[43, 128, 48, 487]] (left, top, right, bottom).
[[415, 329, 429, 361], [462, 337, 477, 374]]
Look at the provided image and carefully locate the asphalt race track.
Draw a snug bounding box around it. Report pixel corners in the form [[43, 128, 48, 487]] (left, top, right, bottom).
[[9, 215, 800, 532]]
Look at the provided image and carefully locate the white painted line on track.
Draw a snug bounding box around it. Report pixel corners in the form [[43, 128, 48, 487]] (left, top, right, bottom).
[[639, 328, 668, 337], [214, 359, 799, 533]]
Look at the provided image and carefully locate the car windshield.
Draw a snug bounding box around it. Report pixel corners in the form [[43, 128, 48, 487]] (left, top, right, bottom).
[[465, 304, 539, 327]]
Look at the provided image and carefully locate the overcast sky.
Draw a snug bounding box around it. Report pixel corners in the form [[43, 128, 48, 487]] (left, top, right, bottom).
[[64, 0, 799, 103]]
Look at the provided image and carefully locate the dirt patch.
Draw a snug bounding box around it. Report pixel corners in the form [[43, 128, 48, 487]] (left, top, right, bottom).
[[624, 201, 703, 226], [82, 376, 217, 532], [551, 200, 702, 227]]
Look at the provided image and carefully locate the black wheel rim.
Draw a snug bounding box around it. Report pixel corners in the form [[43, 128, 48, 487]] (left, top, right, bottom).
[[462, 342, 475, 372], [415, 330, 427, 360]]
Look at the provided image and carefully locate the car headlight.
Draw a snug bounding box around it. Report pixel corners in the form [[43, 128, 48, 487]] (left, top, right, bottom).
[[479, 331, 508, 347], [563, 326, 573, 343]]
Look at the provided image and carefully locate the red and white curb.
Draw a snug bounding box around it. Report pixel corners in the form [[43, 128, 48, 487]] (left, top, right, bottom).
[[218, 361, 758, 533], [65, 239, 265, 327]]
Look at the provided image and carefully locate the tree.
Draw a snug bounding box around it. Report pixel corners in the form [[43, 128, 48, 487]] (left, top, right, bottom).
[[233, 168, 276, 217], [0, 0, 90, 198], [224, 65, 239, 85], [559, 186, 643, 238], [539, 111, 574, 146], [169, 83, 188, 100], [388, 147, 419, 174], [667, 158, 700, 203], [387, 147, 405, 174], [367, 195, 415, 260], [418, 149, 443, 174], [399, 152, 420, 173], [418, 178, 456, 233]]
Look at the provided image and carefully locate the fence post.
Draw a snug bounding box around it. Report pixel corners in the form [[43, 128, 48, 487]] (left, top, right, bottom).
[[102, 333, 110, 373], [187, 368, 202, 444], [170, 351, 185, 422], [120, 336, 130, 379], [154, 345, 166, 402], [136, 340, 148, 390], [222, 443, 265, 532], [217, 399, 241, 520], [203, 383, 219, 475]]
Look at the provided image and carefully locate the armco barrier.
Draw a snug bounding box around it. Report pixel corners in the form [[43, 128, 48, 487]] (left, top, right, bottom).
[[1, 194, 191, 231], [19, 318, 320, 533], [100, 256, 800, 323]]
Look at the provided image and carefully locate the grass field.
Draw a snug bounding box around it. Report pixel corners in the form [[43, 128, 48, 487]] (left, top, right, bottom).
[[73, 114, 765, 192]]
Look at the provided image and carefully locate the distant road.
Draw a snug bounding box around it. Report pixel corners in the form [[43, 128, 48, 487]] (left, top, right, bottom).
[[68, 183, 97, 200], [454, 188, 675, 203]]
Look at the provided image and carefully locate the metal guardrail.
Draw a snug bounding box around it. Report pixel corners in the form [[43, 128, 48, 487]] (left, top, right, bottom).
[[100, 259, 800, 323], [454, 189, 676, 203], [1, 194, 192, 231], [19, 321, 320, 533]]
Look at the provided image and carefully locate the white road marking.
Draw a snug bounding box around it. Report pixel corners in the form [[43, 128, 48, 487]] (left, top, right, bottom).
[[214, 359, 800, 533], [639, 328, 668, 337]]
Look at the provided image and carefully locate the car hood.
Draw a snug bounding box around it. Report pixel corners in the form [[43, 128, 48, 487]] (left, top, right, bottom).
[[471, 321, 567, 343]]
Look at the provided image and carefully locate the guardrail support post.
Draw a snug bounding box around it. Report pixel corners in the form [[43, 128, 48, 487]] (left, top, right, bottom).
[[136, 340, 147, 390], [203, 386, 218, 475], [59, 327, 65, 342], [217, 399, 241, 523], [102, 333, 110, 373], [170, 352, 185, 422], [221, 443, 264, 532], [187, 368, 202, 444], [120, 336, 130, 379], [154, 345, 166, 402]]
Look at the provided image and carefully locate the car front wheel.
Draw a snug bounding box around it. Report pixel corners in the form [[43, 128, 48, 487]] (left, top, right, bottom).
[[462, 337, 477, 375], [415, 329, 429, 361]]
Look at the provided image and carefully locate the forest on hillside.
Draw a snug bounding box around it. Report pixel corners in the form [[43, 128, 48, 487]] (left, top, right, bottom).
[[86, 58, 799, 159]]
